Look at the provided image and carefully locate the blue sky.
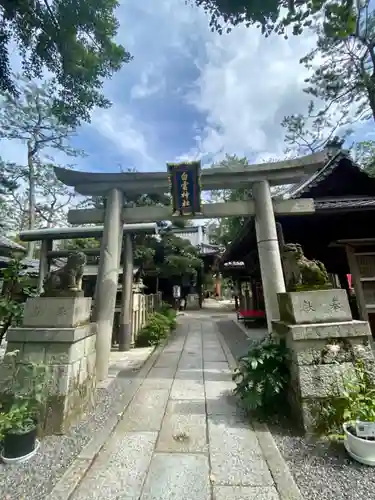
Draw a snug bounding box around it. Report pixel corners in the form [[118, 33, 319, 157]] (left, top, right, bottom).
[[2, 0, 375, 174]]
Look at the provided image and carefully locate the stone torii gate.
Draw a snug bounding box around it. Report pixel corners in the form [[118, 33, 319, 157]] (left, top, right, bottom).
[[54, 150, 331, 381]]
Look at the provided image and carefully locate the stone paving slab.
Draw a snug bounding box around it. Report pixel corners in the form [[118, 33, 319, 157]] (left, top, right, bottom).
[[175, 368, 203, 381], [117, 388, 169, 432], [205, 379, 236, 397], [203, 361, 232, 377], [206, 397, 244, 417], [141, 366, 175, 389], [163, 342, 185, 353], [108, 347, 154, 372], [73, 432, 157, 500], [140, 453, 211, 500], [178, 357, 203, 369], [203, 340, 222, 348], [202, 349, 227, 362], [205, 378, 240, 416], [208, 416, 274, 487], [170, 378, 205, 400], [213, 486, 280, 500], [154, 352, 180, 368], [156, 400, 208, 453]]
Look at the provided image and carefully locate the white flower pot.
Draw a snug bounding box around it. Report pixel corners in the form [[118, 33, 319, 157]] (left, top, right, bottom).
[[343, 422, 375, 466]]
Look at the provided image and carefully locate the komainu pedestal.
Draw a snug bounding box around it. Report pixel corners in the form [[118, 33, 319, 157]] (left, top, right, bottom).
[[273, 289, 375, 433], [5, 296, 96, 434]]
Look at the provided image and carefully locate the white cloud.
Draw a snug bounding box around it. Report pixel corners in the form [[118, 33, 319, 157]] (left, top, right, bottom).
[[117, 0, 209, 55], [188, 25, 319, 162], [91, 108, 156, 169], [130, 62, 166, 100]]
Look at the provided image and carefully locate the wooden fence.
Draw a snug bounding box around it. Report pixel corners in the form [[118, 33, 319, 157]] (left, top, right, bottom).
[[112, 290, 162, 346], [131, 291, 162, 343]]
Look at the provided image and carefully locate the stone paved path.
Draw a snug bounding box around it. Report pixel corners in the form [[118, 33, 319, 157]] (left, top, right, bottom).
[[72, 315, 282, 500]]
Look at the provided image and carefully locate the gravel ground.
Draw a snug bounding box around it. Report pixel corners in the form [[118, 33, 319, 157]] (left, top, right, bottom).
[[0, 375, 137, 500], [0, 339, 6, 361], [271, 422, 375, 500], [217, 319, 375, 500]]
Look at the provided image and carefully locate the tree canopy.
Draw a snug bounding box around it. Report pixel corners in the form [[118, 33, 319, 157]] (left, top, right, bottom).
[[193, 0, 358, 38], [134, 230, 202, 281], [0, 76, 80, 256], [208, 154, 251, 247], [298, 1, 375, 125], [0, 0, 131, 125]]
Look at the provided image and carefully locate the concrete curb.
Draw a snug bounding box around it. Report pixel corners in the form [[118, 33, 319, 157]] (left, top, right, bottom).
[[234, 318, 269, 343], [216, 328, 303, 500], [46, 343, 165, 500], [234, 318, 252, 338]]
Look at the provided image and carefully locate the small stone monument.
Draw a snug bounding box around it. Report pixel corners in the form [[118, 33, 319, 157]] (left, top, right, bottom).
[[4, 252, 97, 434], [274, 243, 375, 432], [42, 251, 86, 297], [281, 243, 330, 292]]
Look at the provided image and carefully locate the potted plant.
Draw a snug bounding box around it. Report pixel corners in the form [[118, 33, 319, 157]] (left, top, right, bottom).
[[0, 350, 49, 463], [0, 404, 8, 443], [342, 360, 375, 465], [1, 402, 39, 462]]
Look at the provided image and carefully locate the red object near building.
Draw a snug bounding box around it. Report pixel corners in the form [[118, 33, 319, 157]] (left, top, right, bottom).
[[347, 274, 352, 289], [215, 275, 221, 297]]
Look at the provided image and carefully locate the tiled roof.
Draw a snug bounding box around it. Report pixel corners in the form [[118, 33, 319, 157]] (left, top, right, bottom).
[[0, 256, 60, 274], [315, 198, 375, 210], [283, 149, 348, 199], [0, 235, 27, 252]]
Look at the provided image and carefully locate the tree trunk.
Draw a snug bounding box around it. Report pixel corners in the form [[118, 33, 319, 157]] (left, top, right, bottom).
[[369, 78, 375, 122], [366, 43, 375, 121], [18, 198, 28, 232], [26, 140, 36, 259]]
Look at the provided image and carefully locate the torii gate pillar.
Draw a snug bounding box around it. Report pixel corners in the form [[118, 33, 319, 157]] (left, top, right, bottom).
[[95, 188, 123, 381], [253, 180, 286, 332]]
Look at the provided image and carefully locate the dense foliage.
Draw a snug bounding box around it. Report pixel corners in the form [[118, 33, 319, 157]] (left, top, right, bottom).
[[281, 0, 375, 164], [0, 77, 81, 255], [208, 154, 251, 247], [0, 0, 131, 125], [135, 306, 177, 347], [312, 359, 375, 436], [233, 336, 290, 413], [194, 0, 358, 38], [0, 259, 36, 346], [0, 350, 50, 439]]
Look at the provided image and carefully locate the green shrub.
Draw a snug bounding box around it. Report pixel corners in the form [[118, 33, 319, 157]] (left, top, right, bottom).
[[233, 337, 290, 414], [158, 302, 177, 330], [135, 312, 171, 347], [311, 359, 375, 436], [0, 350, 51, 439], [153, 311, 171, 330], [159, 301, 173, 315]]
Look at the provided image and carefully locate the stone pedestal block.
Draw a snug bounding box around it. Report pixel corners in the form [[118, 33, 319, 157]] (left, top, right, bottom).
[[4, 297, 96, 434], [274, 289, 375, 433], [278, 289, 352, 325], [187, 294, 200, 309], [273, 319, 371, 341], [23, 296, 92, 328]]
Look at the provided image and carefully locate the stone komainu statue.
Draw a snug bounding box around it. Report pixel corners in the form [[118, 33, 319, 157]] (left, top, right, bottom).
[[281, 243, 330, 292], [42, 251, 87, 297]]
